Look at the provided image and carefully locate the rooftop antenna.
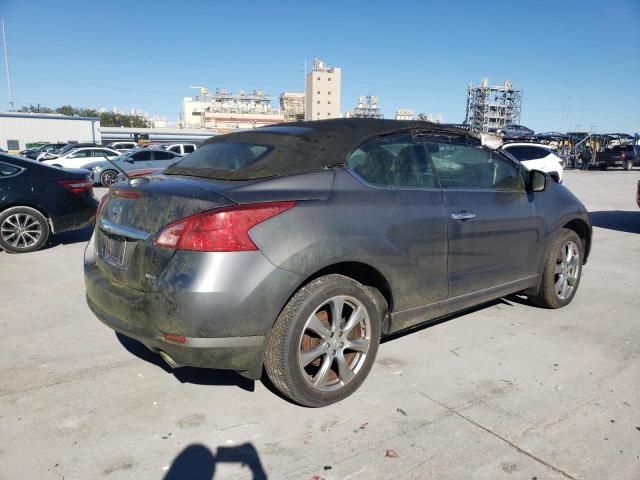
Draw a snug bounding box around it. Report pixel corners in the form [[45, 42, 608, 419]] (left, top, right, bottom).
[[1, 18, 14, 110]]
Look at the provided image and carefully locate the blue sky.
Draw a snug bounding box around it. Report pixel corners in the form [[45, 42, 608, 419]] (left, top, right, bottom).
[[1, 0, 639, 133]]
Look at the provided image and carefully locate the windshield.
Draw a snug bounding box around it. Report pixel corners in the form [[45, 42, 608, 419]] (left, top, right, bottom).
[[165, 142, 272, 180]]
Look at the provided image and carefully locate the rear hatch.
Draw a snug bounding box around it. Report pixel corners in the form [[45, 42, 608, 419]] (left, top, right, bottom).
[[94, 176, 238, 291]]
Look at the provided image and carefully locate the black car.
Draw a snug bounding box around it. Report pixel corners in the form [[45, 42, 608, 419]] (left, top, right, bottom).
[[0, 154, 98, 253], [597, 145, 638, 170], [21, 142, 68, 160]]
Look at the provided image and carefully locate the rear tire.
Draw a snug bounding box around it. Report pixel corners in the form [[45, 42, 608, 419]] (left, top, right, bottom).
[[0, 206, 50, 253], [529, 228, 583, 309], [264, 274, 382, 407]]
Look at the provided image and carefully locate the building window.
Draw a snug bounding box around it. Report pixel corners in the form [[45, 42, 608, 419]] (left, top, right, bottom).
[[328, 91, 331, 95], [328, 77, 332, 81], [327, 112, 331, 116], [328, 101, 331, 104], [317, 91, 320, 94], [317, 101, 320, 104], [7, 140, 19, 150], [317, 77, 320, 81]]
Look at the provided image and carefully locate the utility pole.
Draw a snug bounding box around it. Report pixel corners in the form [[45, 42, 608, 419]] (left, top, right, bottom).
[[1, 18, 14, 110]]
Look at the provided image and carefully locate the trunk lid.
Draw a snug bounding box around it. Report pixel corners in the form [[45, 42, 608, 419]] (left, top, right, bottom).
[[95, 175, 238, 291]]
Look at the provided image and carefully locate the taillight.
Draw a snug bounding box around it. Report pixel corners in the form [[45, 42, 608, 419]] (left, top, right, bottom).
[[620, 152, 626, 160], [111, 187, 143, 199], [96, 194, 108, 218], [155, 201, 296, 252], [58, 178, 93, 195]]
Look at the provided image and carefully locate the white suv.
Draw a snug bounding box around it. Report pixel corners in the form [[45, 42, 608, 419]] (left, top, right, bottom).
[[501, 143, 564, 183]]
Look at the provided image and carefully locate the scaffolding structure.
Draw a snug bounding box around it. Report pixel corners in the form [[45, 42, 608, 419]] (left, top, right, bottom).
[[348, 95, 383, 119], [464, 78, 522, 132], [279, 92, 305, 122]]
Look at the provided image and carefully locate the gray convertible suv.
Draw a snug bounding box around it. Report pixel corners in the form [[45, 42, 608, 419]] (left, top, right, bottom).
[[85, 119, 592, 407]]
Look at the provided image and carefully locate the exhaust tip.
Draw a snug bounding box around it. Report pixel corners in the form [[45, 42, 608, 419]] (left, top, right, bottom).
[[158, 350, 183, 369]]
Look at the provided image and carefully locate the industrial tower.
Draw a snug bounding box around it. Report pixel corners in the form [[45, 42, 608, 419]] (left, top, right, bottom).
[[464, 78, 522, 132]]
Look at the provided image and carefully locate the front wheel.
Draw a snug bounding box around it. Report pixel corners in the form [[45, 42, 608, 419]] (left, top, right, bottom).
[[625, 161, 633, 171], [100, 169, 119, 187], [529, 228, 583, 309], [264, 274, 382, 407]]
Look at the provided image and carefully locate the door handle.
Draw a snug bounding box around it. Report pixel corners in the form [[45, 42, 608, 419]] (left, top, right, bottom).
[[451, 211, 476, 221]]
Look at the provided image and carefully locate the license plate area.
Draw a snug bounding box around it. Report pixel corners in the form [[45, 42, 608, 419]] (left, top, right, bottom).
[[102, 234, 127, 267]]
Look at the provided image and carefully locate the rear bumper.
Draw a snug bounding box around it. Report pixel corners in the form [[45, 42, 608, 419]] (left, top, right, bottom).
[[50, 195, 98, 234], [84, 234, 304, 378], [87, 296, 266, 378]]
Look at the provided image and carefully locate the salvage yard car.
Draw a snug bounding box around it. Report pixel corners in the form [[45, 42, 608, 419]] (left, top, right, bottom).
[[0, 154, 97, 253], [85, 119, 592, 407], [41, 147, 120, 169], [501, 142, 564, 182]]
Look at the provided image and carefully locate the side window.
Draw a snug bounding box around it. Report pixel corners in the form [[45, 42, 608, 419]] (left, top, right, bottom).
[[427, 140, 524, 191], [133, 151, 152, 161], [168, 146, 181, 153], [0, 161, 22, 177], [183, 145, 195, 154], [70, 150, 91, 158], [152, 151, 172, 160], [347, 134, 435, 188]]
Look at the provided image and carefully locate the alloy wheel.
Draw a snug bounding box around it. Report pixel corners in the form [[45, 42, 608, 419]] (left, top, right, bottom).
[[554, 240, 580, 300], [101, 170, 118, 186], [297, 295, 371, 392], [1, 213, 43, 249]]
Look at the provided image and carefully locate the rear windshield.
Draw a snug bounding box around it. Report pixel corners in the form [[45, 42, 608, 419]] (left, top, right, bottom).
[[165, 143, 273, 180]]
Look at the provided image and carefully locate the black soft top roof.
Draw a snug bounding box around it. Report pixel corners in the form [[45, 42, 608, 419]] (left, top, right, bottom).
[[175, 118, 474, 180]]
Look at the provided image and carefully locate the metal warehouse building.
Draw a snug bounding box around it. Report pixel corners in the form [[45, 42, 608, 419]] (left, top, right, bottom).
[[0, 112, 101, 152]]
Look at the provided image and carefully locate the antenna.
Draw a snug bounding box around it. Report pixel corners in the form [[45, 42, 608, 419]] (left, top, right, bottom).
[[1, 18, 14, 110]]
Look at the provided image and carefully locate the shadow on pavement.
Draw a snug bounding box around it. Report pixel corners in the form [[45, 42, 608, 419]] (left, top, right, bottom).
[[590, 210, 640, 234], [115, 333, 255, 392], [163, 443, 267, 480]]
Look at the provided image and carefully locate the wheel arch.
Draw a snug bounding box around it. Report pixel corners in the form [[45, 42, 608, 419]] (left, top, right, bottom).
[[563, 218, 591, 263], [0, 203, 54, 232], [299, 261, 394, 315]]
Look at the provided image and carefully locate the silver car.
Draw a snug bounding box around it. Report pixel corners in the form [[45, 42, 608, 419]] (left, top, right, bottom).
[[82, 149, 182, 186]]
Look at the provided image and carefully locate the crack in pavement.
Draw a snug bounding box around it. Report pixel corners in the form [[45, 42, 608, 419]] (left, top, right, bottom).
[[410, 387, 580, 480]]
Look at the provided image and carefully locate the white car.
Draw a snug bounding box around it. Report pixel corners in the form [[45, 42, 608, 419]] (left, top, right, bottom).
[[41, 147, 121, 169], [501, 143, 564, 183], [106, 141, 138, 152], [149, 143, 197, 155]]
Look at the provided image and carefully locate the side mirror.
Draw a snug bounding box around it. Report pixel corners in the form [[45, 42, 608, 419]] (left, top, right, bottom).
[[529, 169, 548, 192]]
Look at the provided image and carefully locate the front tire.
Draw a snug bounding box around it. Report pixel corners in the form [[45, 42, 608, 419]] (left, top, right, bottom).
[[529, 228, 583, 309], [0, 206, 50, 253], [264, 274, 382, 407], [625, 161, 633, 171], [100, 169, 118, 187]]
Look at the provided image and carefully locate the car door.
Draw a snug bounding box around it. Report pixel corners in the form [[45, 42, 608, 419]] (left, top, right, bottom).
[[150, 150, 179, 168], [346, 133, 449, 332], [126, 150, 153, 169], [64, 149, 93, 167], [423, 136, 545, 299]]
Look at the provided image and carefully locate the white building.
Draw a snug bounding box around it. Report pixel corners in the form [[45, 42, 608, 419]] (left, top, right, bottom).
[[305, 58, 341, 120], [0, 112, 101, 152], [182, 87, 284, 132], [395, 108, 415, 121]]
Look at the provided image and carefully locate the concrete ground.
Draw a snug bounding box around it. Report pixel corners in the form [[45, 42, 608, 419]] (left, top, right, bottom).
[[1, 170, 639, 480]]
